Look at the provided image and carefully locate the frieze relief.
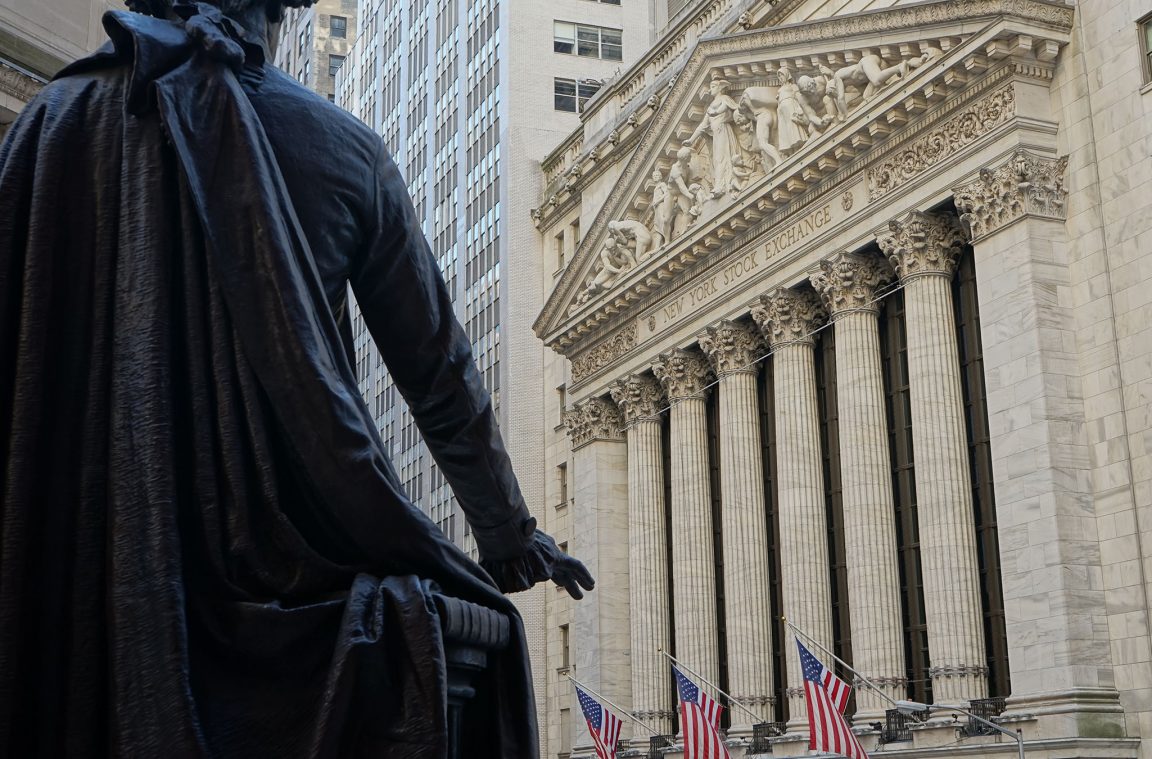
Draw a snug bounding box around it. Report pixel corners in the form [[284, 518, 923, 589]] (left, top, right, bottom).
[[867, 84, 1016, 200], [571, 323, 639, 383], [535, 0, 1072, 357], [0, 62, 46, 104], [952, 148, 1068, 239]]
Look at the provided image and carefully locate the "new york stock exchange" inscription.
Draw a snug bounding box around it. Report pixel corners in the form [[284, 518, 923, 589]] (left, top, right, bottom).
[[638, 181, 861, 340]]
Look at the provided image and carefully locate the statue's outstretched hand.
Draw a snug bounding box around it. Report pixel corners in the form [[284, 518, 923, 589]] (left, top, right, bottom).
[[480, 530, 596, 599]]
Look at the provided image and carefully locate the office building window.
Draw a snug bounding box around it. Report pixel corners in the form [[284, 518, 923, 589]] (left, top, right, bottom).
[[559, 624, 570, 669], [557, 462, 568, 508], [554, 77, 601, 112], [330, 15, 347, 38], [1141, 13, 1152, 83], [553, 22, 622, 61], [329, 54, 346, 77]]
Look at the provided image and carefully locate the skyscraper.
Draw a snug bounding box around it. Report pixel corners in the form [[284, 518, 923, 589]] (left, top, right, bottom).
[[273, 0, 358, 102]]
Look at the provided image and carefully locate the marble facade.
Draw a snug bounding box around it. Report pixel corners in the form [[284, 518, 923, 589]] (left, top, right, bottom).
[[530, 0, 1152, 758]]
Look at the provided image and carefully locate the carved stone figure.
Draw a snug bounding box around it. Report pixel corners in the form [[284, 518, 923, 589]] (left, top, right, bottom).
[[738, 86, 784, 172], [0, 1, 594, 755], [796, 74, 835, 142], [608, 219, 655, 262], [684, 77, 745, 198], [580, 236, 636, 303], [832, 48, 940, 118], [775, 66, 808, 155], [669, 146, 701, 236], [647, 168, 675, 248]]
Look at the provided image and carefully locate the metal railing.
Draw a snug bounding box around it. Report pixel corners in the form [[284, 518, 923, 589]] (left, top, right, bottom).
[[646, 734, 675, 759], [962, 697, 1007, 737], [748, 721, 787, 753], [881, 708, 922, 743]]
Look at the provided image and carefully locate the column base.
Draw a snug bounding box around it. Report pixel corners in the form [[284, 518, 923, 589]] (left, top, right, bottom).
[[1003, 688, 1127, 741]]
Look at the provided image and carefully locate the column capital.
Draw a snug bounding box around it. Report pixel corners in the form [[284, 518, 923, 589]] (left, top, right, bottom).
[[608, 374, 666, 425], [652, 347, 712, 400], [563, 396, 623, 449], [810, 251, 894, 317], [698, 319, 763, 377], [875, 210, 966, 281], [953, 148, 1069, 241], [750, 287, 826, 348]]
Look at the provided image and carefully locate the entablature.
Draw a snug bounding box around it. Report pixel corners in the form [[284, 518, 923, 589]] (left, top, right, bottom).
[[533, 0, 1073, 384]]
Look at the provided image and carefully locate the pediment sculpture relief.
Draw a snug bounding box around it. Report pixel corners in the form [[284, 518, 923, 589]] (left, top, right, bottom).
[[568, 43, 943, 315]]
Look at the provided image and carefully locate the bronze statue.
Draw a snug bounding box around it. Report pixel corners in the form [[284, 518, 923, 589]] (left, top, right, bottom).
[[0, 1, 592, 756]]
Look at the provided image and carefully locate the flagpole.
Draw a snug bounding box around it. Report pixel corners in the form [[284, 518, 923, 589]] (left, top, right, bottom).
[[785, 618, 901, 710], [659, 649, 766, 725], [567, 675, 676, 748]]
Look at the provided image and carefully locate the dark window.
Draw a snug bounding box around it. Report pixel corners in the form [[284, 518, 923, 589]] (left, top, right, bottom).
[[758, 360, 788, 723], [554, 77, 577, 111], [328, 54, 345, 77], [553, 21, 575, 54], [815, 326, 854, 716], [879, 286, 932, 705], [706, 388, 729, 728], [953, 248, 1010, 698], [330, 15, 347, 38], [1140, 13, 1152, 83], [661, 412, 679, 735], [327, 93, 336, 103]]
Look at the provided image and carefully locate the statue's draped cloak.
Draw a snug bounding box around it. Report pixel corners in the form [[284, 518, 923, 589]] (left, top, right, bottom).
[[0, 7, 536, 757]]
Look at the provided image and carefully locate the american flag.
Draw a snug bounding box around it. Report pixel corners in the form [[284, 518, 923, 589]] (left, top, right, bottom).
[[576, 685, 623, 759], [673, 666, 731, 759], [796, 638, 869, 759]]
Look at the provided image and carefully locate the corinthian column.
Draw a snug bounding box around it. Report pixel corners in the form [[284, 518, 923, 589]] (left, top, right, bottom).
[[651, 347, 719, 686], [876, 211, 987, 704], [750, 288, 831, 728], [811, 252, 907, 719], [562, 397, 632, 742], [609, 374, 674, 736], [698, 319, 774, 731]]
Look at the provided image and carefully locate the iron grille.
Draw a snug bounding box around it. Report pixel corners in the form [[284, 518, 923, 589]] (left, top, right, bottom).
[[962, 697, 1007, 736], [881, 708, 922, 743], [748, 722, 787, 753], [646, 735, 674, 759]]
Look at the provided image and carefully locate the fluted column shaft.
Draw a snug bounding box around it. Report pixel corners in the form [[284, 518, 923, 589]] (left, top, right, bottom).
[[610, 376, 674, 736], [812, 253, 907, 720], [700, 321, 775, 730], [878, 211, 987, 704], [752, 289, 833, 728], [652, 349, 720, 686]]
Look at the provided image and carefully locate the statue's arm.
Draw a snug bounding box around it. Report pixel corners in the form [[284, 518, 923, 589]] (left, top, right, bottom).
[[351, 145, 595, 598], [351, 145, 533, 562]]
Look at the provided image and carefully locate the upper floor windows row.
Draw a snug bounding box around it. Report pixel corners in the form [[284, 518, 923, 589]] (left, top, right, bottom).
[[553, 22, 622, 61]]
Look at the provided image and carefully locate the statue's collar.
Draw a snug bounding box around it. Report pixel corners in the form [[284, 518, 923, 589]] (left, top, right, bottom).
[[55, 2, 266, 114]]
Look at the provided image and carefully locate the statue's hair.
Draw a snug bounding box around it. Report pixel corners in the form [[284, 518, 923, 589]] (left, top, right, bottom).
[[126, 0, 314, 23]]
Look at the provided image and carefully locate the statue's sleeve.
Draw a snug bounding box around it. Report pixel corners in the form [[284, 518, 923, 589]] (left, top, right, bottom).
[[349, 141, 536, 561]]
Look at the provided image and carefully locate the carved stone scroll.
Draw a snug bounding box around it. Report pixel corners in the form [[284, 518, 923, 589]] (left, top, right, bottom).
[[652, 347, 713, 400], [608, 374, 666, 425], [810, 251, 894, 317], [571, 323, 639, 382], [698, 319, 763, 376], [952, 149, 1068, 240], [875, 210, 967, 280], [750, 287, 827, 348]]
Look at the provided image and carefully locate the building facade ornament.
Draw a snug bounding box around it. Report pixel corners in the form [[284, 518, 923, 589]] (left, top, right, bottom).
[[928, 663, 991, 679], [875, 210, 967, 281], [652, 347, 713, 400], [0, 61, 46, 104], [698, 319, 763, 376], [952, 148, 1069, 240], [562, 396, 624, 449], [867, 83, 1016, 200], [608, 374, 667, 425], [750, 287, 827, 348], [810, 251, 894, 317], [571, 323, 639, 382]]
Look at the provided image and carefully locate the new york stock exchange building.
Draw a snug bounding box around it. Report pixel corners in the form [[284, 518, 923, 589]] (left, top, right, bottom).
[[528, 0, 1152, 757]]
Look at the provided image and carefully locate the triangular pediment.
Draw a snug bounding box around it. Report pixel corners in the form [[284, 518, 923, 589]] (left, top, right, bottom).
[[534, 0, 1073, 351]]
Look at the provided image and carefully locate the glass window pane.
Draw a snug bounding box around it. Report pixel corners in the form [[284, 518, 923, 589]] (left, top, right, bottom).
[[603, 43, 622, 61], [577, 82, 600, 99], [601, 28, 622, 45], [576, 27, 600, 42], [554, 78, 576, 95], [577, 39, 599, 57], [1145, 19, 1152, 48], [554, 39, 574, 54]]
